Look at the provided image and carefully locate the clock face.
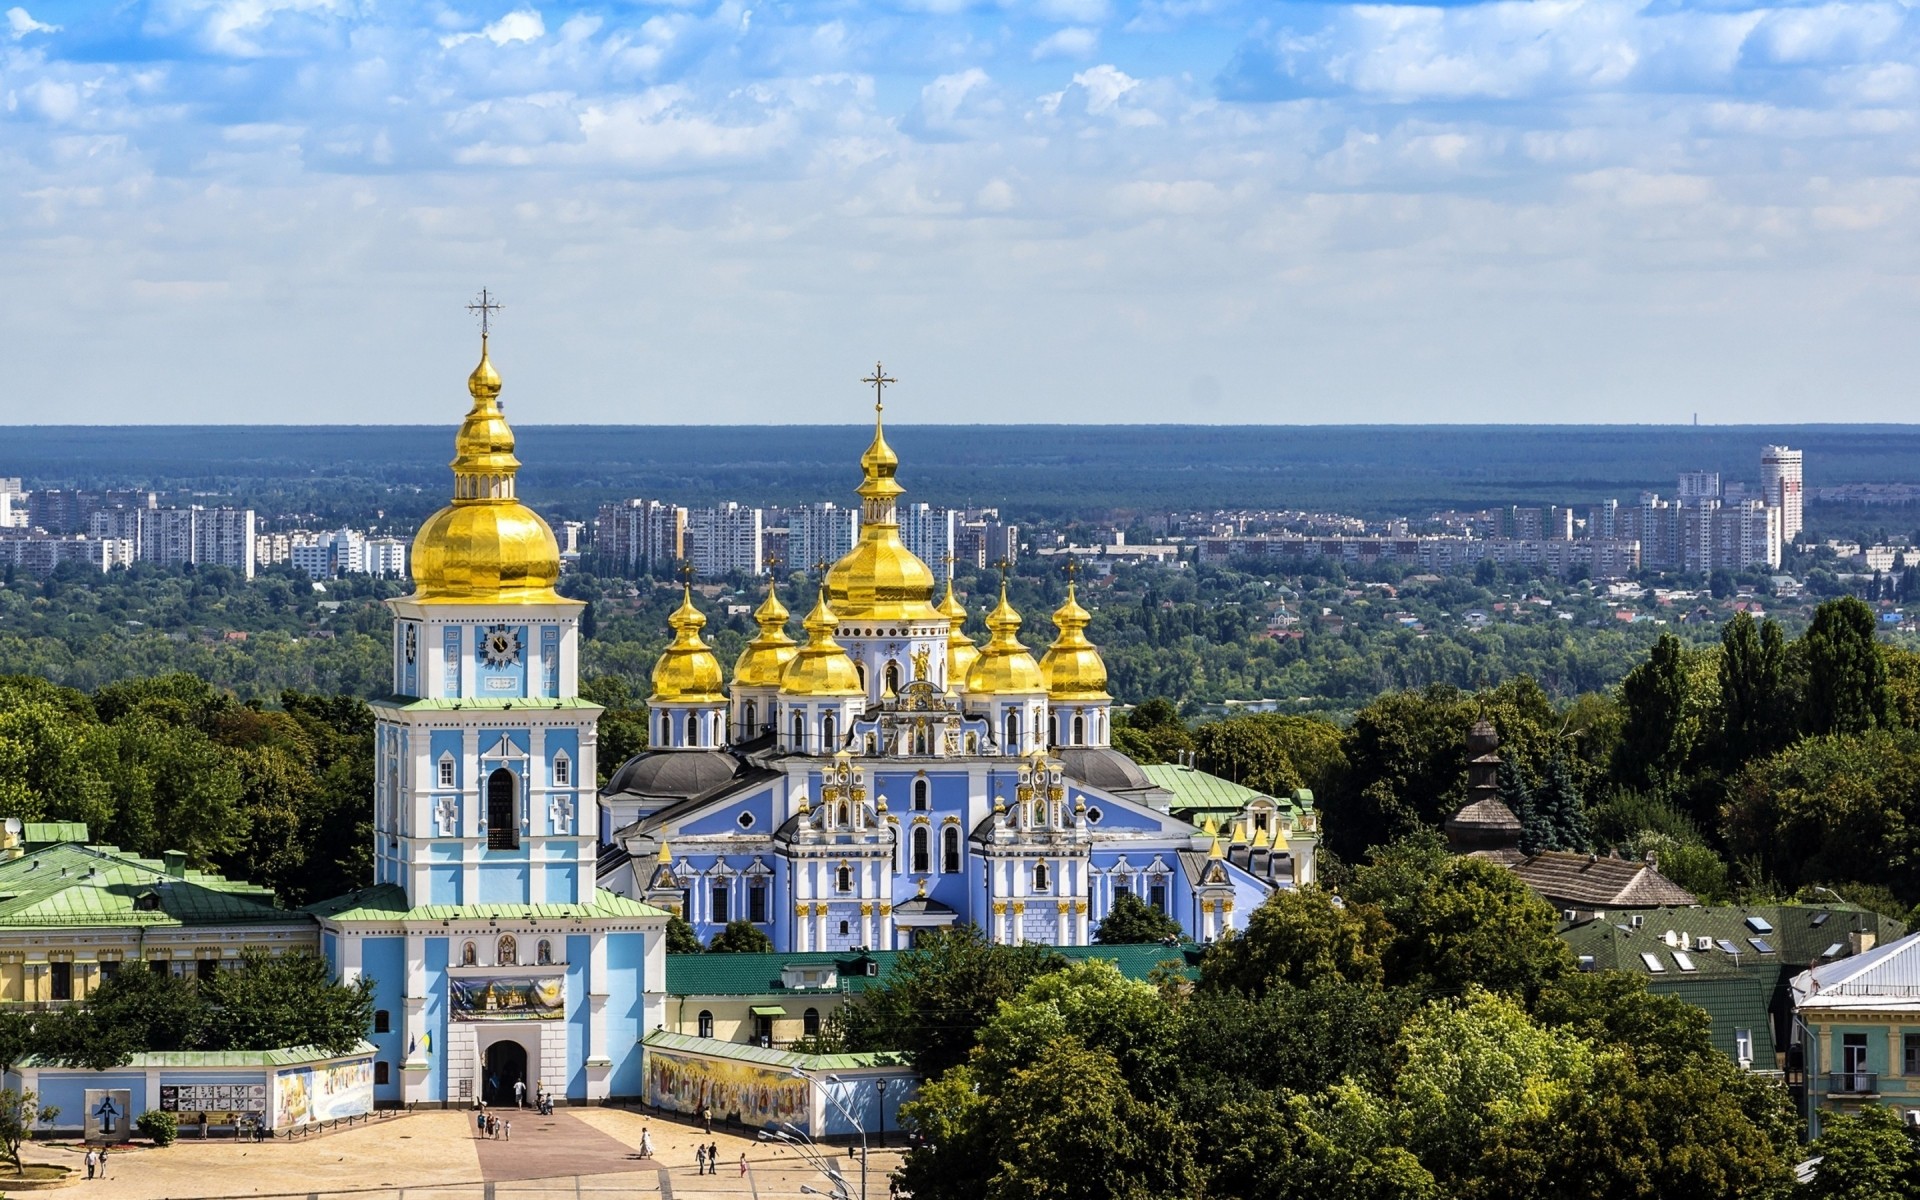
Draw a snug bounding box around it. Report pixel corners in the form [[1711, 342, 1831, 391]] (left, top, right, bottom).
[[483, 625, 522, 668], [404, 625, 418, 664]]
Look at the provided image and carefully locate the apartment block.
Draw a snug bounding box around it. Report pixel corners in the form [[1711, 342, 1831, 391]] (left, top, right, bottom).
[[594, 499, 688, 576], [686, 503, 764, 579]]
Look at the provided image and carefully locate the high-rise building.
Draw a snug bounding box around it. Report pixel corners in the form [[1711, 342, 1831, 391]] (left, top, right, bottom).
[[787, 502, 859, 572], [593, 499, 686, 576], [193, 507, 257, 578], [686, 503, 763, 578], [28, 489, 154, 535], [1761, 445, 1803, 545], [901, 503, 957, 578], [1677, 471, 1721, 504]]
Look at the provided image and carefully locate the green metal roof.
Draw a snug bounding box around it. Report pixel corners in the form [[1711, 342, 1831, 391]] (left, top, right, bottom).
[[665, 942, 1202, 998], [22, 823, 89, 848], [643, 1029, 905, 1071], [371, 697, 604, 713], [21, 1039, 378, 1070], [306, 883, 667, 924], [0, 842, 306, 930], [1136, 765, 1312, 819]]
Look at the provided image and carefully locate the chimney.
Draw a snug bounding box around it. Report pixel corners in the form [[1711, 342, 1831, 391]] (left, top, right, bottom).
[[162, 849, 188, 877], [1849, 930, 1878, 956]]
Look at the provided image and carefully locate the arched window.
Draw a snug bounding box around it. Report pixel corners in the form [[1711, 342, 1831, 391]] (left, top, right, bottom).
[[792, 712, 806, 749], [497, 935, 517, 965], [1005, 711, 1019, 752], [536, 939, 553, 965], [660, 712, 672, 744], [1073, 714, 1085, 744], [836, 865, 853, 893], [942, 825, 961, 874], [461, 941, 477, 967], [698, 1010, 714, 1038], [914, 725, 930, 755], [486, 768, 518, 849], [912, 826, 930, 873], [884, 661, 901, 694], [743, 700, 757, 733], [855, 662, 868, 691], [822, 711, 837, 748], [804, 1007, 821, 1036], [837, 801, 850, 828], [913, 779, 929, 810], [686, 712, 699, 747], [1034, 862, 1050, 891]]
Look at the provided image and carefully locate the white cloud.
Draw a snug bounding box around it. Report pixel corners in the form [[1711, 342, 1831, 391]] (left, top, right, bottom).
[[440, 8, 546, 49], [1034, 0, 1108, 22], [6, 7, 56, 38], [1033, 26, 1098, 61]]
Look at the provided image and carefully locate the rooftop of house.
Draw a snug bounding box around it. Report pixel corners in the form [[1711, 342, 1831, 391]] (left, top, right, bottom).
[[1792, 929, 1920, 1014], [0, 833, 307, 930], [1561, 904, 1901, 976], [1514, 851, 1698, 908], [665, 942, 1204, 998], [1136, 763, 1311, 824]]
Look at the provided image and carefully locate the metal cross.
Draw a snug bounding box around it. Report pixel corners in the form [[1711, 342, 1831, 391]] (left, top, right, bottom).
[[861, 362, 896, 416], [467, 289, 503, 337], [677, 561, 695, 586], [993, 558, 1012, 584], [1063, 558, 1080, 583]]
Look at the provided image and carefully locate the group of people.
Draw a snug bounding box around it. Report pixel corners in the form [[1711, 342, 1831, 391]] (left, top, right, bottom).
[[475, 1108, 511, 1140], [694, 1142, 742, 1176], [83, 1146, 110, 1179]]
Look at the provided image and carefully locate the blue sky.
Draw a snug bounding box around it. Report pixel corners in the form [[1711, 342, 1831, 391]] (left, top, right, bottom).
[[4, 0, 1919, 424]]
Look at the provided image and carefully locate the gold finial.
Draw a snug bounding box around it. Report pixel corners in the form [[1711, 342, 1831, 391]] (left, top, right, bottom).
[[656, 841, 672, 864], [1207, 836, 1225, 861]]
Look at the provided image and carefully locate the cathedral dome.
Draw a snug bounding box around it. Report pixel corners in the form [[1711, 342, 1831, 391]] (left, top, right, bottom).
[[650, 586, 726, 704], [732, 578, 798, 689], [1039, 581, 1111, 701], [409, 337, 564, 605], [938, 575, 979, 683], [823, 389, 939, 623], [780, 588, 866, 697], [965, 581, 1045, 695]]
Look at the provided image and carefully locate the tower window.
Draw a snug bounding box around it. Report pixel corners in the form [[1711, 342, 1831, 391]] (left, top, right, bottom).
[[553, 756, 571, 787], [374, 1010, 391, 1033], [661, 712, 672, 745], [1073, 715, 1085, 744], [743, 700, 757, 733], [885, 661, 901, 694], [942, 825, 961, 874], [1034, 862, 1050, 891], [836, 865, 853, 893], [792, 713, 806, 749], [822, 712, 837, 748], [487, 768, 519, 850], [439, 757, 456, 789], [912, 826, 930, 873], [837, 801, 851, 828], [913, 779, 929, 810], [840, 920, 850, 936], [1005, 711, 1019, 752]]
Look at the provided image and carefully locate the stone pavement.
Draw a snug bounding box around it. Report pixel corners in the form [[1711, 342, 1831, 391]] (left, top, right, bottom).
[[20, 1108, 904, 1200]]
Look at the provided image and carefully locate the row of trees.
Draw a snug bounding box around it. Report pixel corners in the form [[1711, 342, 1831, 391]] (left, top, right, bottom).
[[820, 839, 1802, 1200]]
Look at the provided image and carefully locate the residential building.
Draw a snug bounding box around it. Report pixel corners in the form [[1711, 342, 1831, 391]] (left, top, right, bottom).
[[787, 502, 859, 573], [1762, 445, 1804, 544], [1195, 534, 1641, 579], [27, 489, 154, 536], [1792, 930, 1920, 1135], [90, 505, 256, 577], [192, 507, 257, 578], [363, 537, 408, 578], [0, 533, 132, 575], [594, 498, 687, 576], [1677, 470, 1722, 503], [686, 502, 764, 578], [901, 503, 958, 579]]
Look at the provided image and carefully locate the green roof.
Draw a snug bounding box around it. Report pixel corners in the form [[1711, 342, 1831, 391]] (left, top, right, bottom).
[[307, 883, 666, 924], [0, 842, 307, 930], [371, 697, 604, 713], [644, 1029, 904, 1071], [23, 822, 89, 848], [21, 1039, 377, 1070], [665, 942, 1203, 998], [1136, 764, 1312, 820]]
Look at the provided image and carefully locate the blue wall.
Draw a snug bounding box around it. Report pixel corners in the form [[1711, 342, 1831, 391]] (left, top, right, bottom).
[[361, 936, 407, 1103], [604, 932, 647, 1097], [567, 934, 591, 1098], [422, 937, 449, 1104], [35, 1071, 149, 1132]]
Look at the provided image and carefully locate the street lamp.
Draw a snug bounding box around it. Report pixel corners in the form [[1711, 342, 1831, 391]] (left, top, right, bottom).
[[759, 1124, 852, 1200], [793, 1065, 868, 1200]]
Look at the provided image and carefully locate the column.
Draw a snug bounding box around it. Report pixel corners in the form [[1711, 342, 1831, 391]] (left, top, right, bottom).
[[815, 902, 829, 951], [795, 903, 812, 952], [880, 903, 895, 950], [586, 930, 610, 1097], [527, 726, 547, 904], [462, 727, 480, 902]]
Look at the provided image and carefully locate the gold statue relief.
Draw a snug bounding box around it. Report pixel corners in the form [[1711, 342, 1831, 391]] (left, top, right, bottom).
[[912, 643, 932, 681]]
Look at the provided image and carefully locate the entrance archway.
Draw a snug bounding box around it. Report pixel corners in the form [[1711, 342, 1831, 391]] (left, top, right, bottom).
[[482, 1039, 527, 1106]]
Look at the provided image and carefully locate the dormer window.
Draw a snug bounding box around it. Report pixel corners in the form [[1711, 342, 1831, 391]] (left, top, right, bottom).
[[553, 755, 571, 787]]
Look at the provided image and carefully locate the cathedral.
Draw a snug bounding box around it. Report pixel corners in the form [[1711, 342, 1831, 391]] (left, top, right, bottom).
[[596, 375, 1311, 952]]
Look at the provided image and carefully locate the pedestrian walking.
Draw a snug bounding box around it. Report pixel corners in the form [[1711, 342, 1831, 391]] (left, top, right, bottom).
[[640, 1126, 654, 1159], [696, 1144, 708, 1174], [85, 1149, 97, 1180], [504, 1119, 511, 1141], [98, 1146, 108, 1178], [708, 1142, 718, 1174], [702, 1104, 712, 1135], [514, 1079, 525, 1108], [739, 1153, 748, 1177], [476, 1110, 486, 1138]]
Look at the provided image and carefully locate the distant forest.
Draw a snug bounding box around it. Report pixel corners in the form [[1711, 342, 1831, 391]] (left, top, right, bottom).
[[13, 424, 1920, 523]]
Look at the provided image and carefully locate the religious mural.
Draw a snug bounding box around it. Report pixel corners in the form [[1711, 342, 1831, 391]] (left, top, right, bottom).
[[273, 1059, 375, 1129], [450, 975, 564, 1021], [646, 1051, 810, 1133]]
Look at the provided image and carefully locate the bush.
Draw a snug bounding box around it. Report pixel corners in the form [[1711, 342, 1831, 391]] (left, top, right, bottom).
[[136, 1109, 177, 1146]]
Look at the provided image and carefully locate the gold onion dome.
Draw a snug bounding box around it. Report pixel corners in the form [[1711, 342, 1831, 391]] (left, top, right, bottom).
[[964, 581, 1046, 695], [732, 578, 798, 688], [939, 575, 979, 682], [649, 585, 726, 704], [1039, 581, 1111, 701], [409, 336, 564, 604], [823, 399, 939, 623], [780, 588, 866, 697]]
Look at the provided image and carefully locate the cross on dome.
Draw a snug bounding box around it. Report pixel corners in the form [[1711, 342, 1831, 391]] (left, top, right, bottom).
[[861, 361, 896, 417], [466, 288, 503, 338]]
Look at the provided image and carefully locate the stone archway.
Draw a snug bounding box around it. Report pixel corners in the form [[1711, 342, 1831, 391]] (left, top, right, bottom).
[[482, 1039, 527, 1106]]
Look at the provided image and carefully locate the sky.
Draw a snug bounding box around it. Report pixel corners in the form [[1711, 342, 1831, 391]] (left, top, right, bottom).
[[3, 0, 1920, 425]]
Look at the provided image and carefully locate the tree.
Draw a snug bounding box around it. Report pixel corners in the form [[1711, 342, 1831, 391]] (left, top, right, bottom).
[[1199, 886, 1385, 994], [666, 915, 703, 954], [1535, 753, 1589, 852], [1615, 632, 1692, 792], [39, 965, 206, 1069], [1801, 1105, 1920, 1200], [199, 949, 376, 1055], [1503, 754, 1547, 857], [1716, 612, 1788, 768], [1530, 971, 1714, 1072], [1723, 730, 1920, 901], [972, 961, 1178, 1102], [0, 1011, 35, 1077], [1804, 597, 1890, 736], [1112, 698, 1193, 765], [1093, 891, 1184, 945], [706, 920, 775, 954], [0, 1089, 58, 1174]]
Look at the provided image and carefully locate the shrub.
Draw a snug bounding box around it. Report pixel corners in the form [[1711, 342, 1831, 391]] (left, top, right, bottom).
[[136, 1109, 177, 1146]]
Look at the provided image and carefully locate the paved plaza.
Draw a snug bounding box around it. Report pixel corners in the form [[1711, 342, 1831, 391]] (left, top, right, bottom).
[[20, 1108, 904, 1200]]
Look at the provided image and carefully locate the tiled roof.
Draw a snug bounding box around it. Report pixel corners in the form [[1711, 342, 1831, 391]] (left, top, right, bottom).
[[1513, 852, 1696, 908], [0, 842, 306, 930], [306, 883, 667, 924], [1561, 904, 1901, 973], [19, 1040, 378, 1070], [664, 942, 1202, 997], [643, 1029, 905, 1070]]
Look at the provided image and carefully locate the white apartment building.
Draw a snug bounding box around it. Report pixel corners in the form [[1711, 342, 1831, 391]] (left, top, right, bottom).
[[901, 502, 958, 580], [786, 502, 859, 572], [594, 498, 687, 576], [90, 505, 255, 577], [363, 537, 409, 577], [686, 502, 763, 578], [289, 528, 401, 578], [1761, 445, 1803, 545]]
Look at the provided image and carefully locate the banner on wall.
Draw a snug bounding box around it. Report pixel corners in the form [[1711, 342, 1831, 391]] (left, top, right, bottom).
[[646, 1052, 810, 1133], [273, 1059, 374, 1129], [450, 976, 563, 1021], [83, 1090, 132, 1142], [160, 1084, 268, 1114]]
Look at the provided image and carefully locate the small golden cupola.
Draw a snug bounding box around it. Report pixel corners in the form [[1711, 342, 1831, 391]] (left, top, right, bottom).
[[408, 334, 565, 605], [1040, 580, 1111, 703], [732, 577, 798, 689], [823, 368, 939, 623], [939, 574, 979, 687], [965, 581, 1046, 696], [650, 585, 726, 705], [780, 587, 866, 698]]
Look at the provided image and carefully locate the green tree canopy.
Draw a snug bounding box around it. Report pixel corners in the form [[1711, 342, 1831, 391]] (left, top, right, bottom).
[[1092, 891, 1184, 945], [706, 920, 775, 954]]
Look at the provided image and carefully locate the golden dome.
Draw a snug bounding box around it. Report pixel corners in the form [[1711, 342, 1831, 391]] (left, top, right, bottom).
[[1039, 582, 1111, 702], [964, 581, 1046, 695], [823, 393, 939, 623], [408, 336, 564, 605], [938, 575, 979, 684], [732, 577, 798, 689], [780, 587, 866, 698], [649, 585, 726, 704]]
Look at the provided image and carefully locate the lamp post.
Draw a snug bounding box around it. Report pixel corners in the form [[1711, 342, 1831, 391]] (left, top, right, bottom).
[[875, 1077, 887, 1147], [758, 1124, 851, 1200], [793, 1065, 868, 1200]]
